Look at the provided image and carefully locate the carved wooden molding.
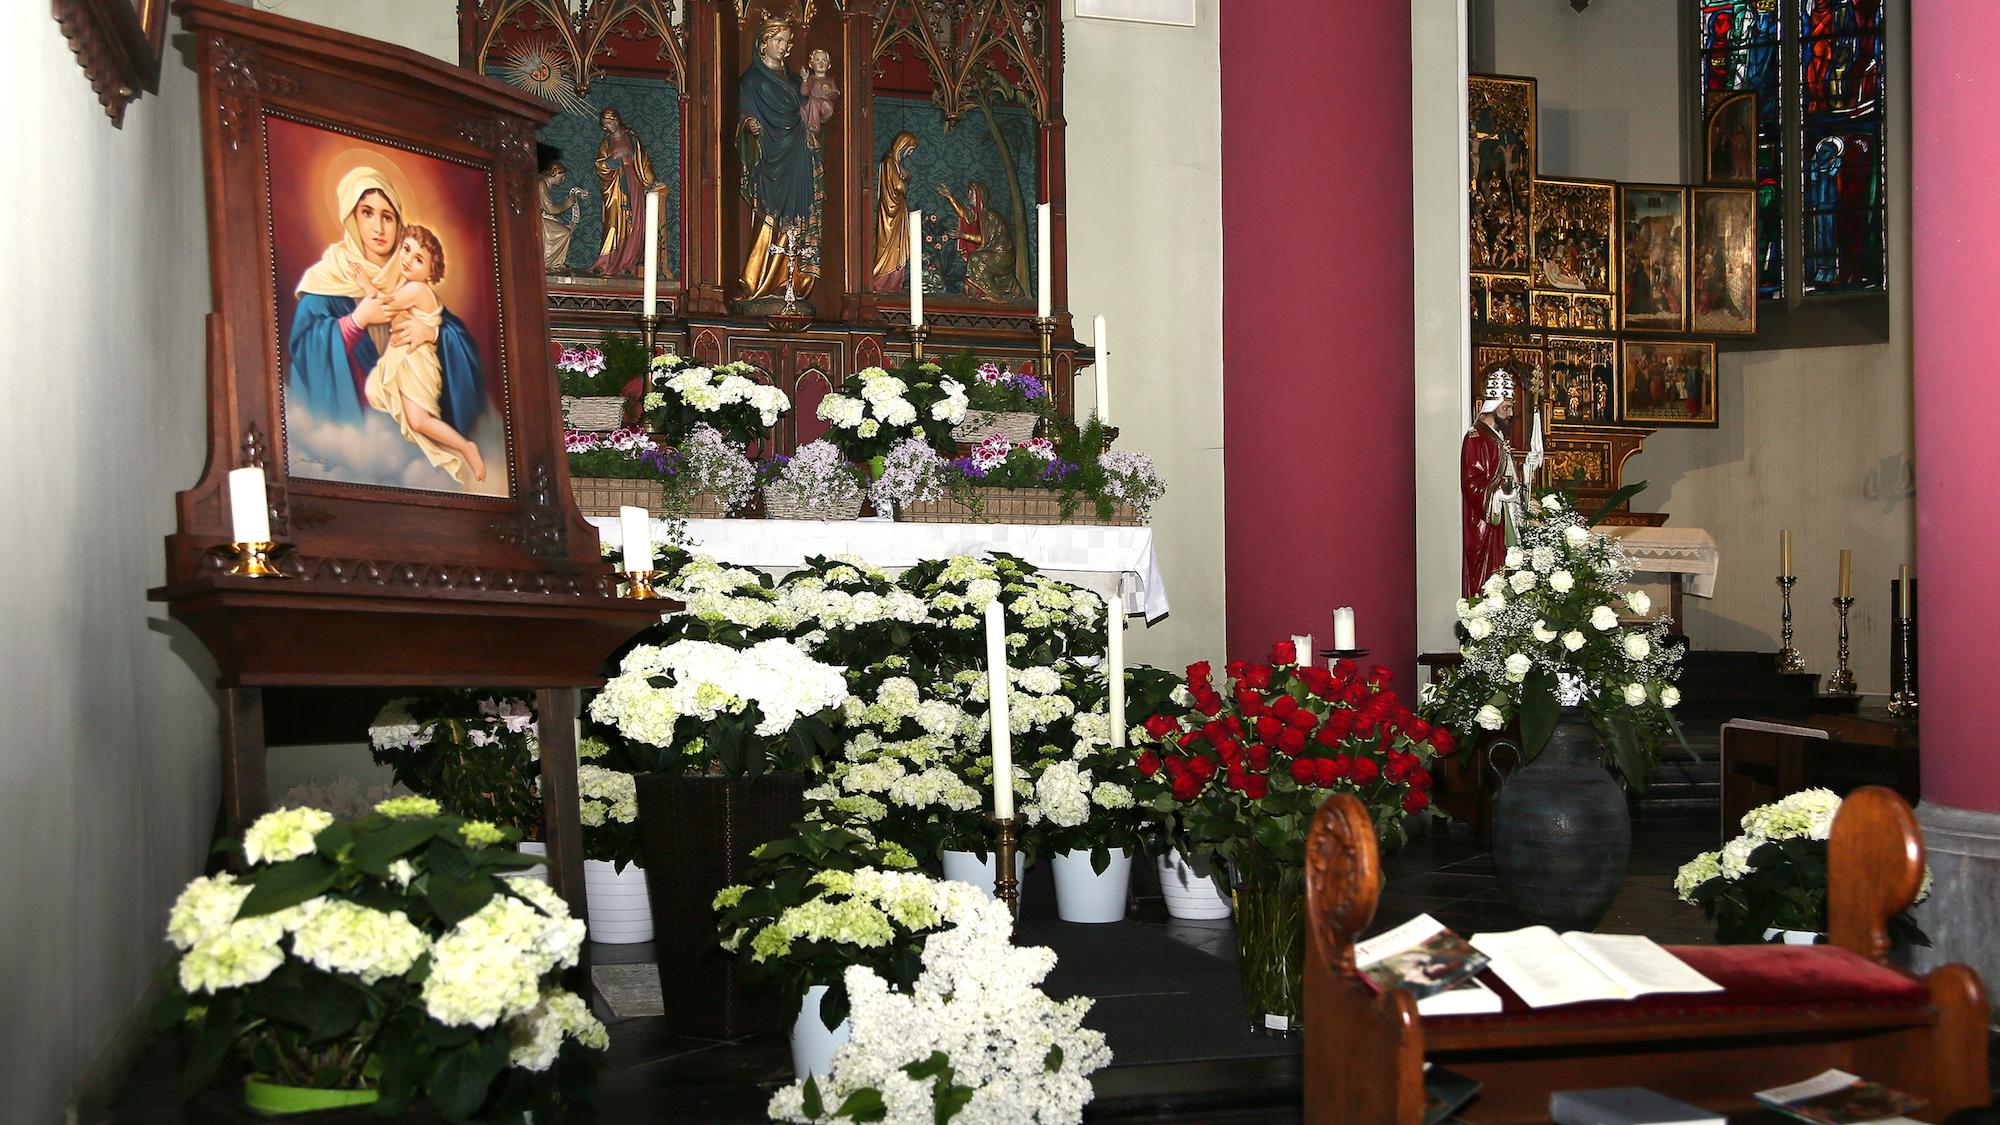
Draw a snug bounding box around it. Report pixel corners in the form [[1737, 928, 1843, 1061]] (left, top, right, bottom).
[[210, 35, 300, 151], [52, 0, 168, 127]]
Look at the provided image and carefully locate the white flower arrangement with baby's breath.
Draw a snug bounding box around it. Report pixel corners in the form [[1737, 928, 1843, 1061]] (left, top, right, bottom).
[[1422, 493, 1686, 788]]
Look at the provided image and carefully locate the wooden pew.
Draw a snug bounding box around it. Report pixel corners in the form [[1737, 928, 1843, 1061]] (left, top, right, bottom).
[[1302, 786, 1988, 1124]]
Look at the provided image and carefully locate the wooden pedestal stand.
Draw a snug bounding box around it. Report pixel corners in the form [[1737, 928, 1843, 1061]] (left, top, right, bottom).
[[157, 0, 672, 937]]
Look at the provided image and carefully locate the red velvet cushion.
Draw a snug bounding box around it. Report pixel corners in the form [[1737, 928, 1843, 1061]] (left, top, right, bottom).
[[1434, 944, 1929, 1028]]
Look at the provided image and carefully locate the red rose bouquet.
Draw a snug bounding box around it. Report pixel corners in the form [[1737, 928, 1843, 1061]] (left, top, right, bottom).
[[1129, 641, 1449, 1036]]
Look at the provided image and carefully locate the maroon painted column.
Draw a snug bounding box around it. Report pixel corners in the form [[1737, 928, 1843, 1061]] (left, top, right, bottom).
[[1914, 3, 2000, 816], [1218, 6, 1417, 678], [1910, 0, 2000, 1012]]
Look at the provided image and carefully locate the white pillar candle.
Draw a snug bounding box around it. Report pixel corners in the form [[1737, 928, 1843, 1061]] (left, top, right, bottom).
[[1036, 203, 1052, 319], [619, 505, 654, 573], [1292, 634, 1313, 668], [909, 209, 924, 327], [1107, 601, 1126, 748], [1093, 314, 1110, 426], [1334, 607, 1357, 652], [985, 598, 1014, 818], [227, 466, 271, 544], [642, 188, 660, 319]]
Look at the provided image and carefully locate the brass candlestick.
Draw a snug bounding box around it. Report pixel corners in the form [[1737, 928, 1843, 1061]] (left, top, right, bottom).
[[1888, 615, 1919, 718], [225, 541, 287, 579], [1775, 575, 1805, 673], [1825, 595, 1858, 696], [638, 312, 660, 356], [1034, 315, 1056, 382], [989, 813, 1022, 931], [623, 569, 666, 600], [907, 323, 930, 363]]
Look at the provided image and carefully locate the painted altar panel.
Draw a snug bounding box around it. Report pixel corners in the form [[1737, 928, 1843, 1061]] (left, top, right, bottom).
[[528, 76, 683, 281], [873, 96, 1041, 306], [1468, 75, 1536, 276]]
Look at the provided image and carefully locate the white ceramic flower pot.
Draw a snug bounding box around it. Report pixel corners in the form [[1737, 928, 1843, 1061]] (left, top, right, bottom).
[[507, 841, 548, 884], [940, 848, 1025, 899], [1763, 927, 1822, 945], [584, 860, 653, 944], [1156, 851, 1231, 920], [1053, 848, 1132, 924], [790, 984, 853, 1079]]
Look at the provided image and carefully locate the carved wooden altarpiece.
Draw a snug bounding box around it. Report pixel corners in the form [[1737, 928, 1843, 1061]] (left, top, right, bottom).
[[154, 0, 666, 924], [462, 0, 1089, 446]]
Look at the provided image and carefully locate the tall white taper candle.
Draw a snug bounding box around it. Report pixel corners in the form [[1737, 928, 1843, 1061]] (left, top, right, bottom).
[[619, 505, 654, 573], [1108, 601, 1126, 748], [985, 598, 1014, 818], [1093, 314, 1110, 425], [228, 466, 271, 544], [1036, 203, 1052, 319], [642, 189, 660, 318], [909, 209, 924, 326]]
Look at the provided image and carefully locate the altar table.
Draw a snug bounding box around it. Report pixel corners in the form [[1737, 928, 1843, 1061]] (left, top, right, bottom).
[[1610, 525, 1720, 598], [588, 516, 1172, 621]]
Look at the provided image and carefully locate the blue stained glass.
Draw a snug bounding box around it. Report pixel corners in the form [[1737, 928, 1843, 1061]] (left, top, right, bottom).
[[1799, 0, 1886, 293]]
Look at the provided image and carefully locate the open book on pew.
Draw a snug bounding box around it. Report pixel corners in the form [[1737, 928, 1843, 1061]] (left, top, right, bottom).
[[1467, 926, 1722, 1008]]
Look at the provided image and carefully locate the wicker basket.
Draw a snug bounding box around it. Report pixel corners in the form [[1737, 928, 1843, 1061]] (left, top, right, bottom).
[[570, 478, 738, 519], [638, 772, 807, 1038], [951, 410, 1040, 445], [561, 395, 627, 432], [570, 476, 663, 517], [762, 487, 865, 521], [896, 486, 1143, 526]]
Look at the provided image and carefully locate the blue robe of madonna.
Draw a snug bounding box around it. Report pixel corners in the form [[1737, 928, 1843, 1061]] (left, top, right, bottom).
[[287, 294, 486, 434], [738, 58, 814, 223]]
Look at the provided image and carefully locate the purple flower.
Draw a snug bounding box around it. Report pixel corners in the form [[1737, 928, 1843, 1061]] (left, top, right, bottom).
[[1013, 374, 1048, 401]]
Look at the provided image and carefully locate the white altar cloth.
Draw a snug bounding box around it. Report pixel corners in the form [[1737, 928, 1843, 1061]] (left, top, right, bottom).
[[1610, 526, 1720, 598], [589, 516, 1171, 621]]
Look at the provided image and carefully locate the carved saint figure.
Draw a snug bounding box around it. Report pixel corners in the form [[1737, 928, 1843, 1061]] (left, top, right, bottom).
[[590, 108, 659, 277], [1461, 370, 1540, 599], [935, 180, 1023, 303], [738, 17, 833, 306], [539, 162, 583, 273], [871, 131, 919, 293]]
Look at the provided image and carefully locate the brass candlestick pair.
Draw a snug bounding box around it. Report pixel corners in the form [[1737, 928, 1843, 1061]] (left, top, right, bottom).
[[623, 570, 667, 600], [990, 813, 1022, 931], [226, 541, 288, 578]]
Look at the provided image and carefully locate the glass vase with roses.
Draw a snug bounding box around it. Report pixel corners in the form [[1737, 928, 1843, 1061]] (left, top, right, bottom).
[[1129, 642, 1448, 1036]]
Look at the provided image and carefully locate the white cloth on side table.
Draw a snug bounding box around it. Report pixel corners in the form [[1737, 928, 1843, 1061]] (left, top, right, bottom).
[[588, 516, 1171, 622], [1609, 526, 1720, 598]]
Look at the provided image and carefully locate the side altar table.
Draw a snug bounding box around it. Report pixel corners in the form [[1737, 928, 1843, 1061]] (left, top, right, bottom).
[[592, 517, 1173, 621]]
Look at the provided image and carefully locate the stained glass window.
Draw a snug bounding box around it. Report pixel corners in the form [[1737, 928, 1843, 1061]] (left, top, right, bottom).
[[1699, 1, 1785, 298], [1695, 0, 1886, 300], [1798, 0, 1885, 293]]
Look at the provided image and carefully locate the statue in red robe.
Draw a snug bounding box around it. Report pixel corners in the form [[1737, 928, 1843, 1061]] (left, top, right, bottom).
[[1462, 370, 1538, 598]]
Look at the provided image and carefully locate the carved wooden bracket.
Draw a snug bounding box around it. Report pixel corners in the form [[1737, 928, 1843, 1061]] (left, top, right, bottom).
[[52, 0, 169, 127]]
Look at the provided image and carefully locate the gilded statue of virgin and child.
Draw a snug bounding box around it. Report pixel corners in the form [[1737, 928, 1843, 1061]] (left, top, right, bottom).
[[737, 16, 838, 311]]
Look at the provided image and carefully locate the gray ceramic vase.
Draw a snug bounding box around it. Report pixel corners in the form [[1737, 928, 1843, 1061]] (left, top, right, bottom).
[[1491, 707, 1631, 931]]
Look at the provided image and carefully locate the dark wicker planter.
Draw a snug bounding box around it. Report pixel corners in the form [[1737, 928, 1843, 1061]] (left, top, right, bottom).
[[637, 771, 807, 1038]]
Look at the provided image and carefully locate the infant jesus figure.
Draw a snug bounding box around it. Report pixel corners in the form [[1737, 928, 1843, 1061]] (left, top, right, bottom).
[[800, 48, 838, 142], [354, 227, 487, 485]]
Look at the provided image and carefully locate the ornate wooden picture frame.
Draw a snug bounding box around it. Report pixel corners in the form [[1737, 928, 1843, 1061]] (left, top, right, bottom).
[[1618, 339, 1718, 428], [54, 0, 170, 125], [1544, 335, 1618, 429], [165, 0, 613, 595]]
